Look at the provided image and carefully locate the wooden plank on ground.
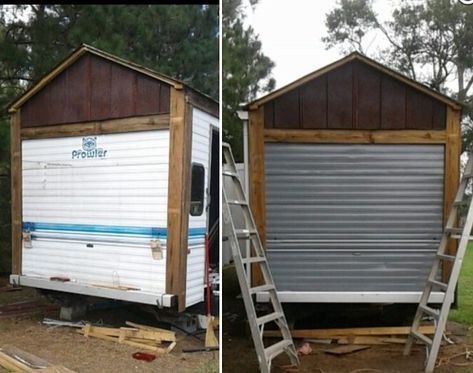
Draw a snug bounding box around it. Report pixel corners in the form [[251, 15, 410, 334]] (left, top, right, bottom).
[[264, 325, 436, 338], [336, 336, 407, 345], [0, 350, 35, 372], [323, 344, 371, 355], [125, 321, 176, 341], [77, 324, 176, 353], [1, 345, 50, 368], [40, 366, 77, 373]]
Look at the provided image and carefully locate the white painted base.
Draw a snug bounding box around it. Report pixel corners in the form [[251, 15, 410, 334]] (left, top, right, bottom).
[[10, 275, 175, 308], [256, 291, 446, 304]]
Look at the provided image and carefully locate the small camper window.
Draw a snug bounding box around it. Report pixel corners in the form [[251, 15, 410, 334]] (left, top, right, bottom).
[[190, 163, 205, 216]]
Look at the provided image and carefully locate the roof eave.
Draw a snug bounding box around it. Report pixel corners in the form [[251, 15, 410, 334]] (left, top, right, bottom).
[[247, 52, 461, 111], [7, 44, 185, 113]]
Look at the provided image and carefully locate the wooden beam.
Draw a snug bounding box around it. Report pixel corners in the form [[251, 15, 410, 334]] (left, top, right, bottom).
[[166, 88, 192, 312], [443, 107, 461, 281], [249, 106, 265, 286], [186, 88, 219, 118], [21, 114, 170, 139], [264, 325, 436, 339], [11, 110, 22, 275], [264, 129, 447, 144]]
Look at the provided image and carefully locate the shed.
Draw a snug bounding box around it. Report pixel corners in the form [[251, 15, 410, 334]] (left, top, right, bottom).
[[8, 44, 219, 312], [244, 52, 461, 304]]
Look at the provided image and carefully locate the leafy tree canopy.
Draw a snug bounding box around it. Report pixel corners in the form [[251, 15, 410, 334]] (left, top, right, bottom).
[[0, 4, 219, 111], [0, 4, 218, 272], [223, 0, 275, 161], [324, 0, 473, 151]]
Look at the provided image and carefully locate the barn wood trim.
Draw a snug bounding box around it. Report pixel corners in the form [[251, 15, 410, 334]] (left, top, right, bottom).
[[248, 106, 265, 286], [166, 88, 192, 312], [11, 109, 22, 275], [20, 114, 170, 139], [264, 129, 447, 144], [443, 107, 461, 281]]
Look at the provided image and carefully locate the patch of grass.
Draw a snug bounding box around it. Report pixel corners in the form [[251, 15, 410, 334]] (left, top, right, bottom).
[[449, 244, 473, 326], [193, 360, 219, 373]]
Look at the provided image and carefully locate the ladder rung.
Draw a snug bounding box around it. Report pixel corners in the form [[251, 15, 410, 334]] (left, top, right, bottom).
[[256, 312, 283, 326], [241, 256, 266, 265], [419, 304, 439, 319], [428, 278, 448, 291], [249, 284, 275, 295], [410, 330, 432, 346], [463, 173, 473, 179], [445, 227, 463, 235], [235, 229, 257, 238], [223, 170, 239, 178], [227, 200, 248, 206], [436, 253, 456, 262], [264, 339, 293, 361], [453, 200, 468, 206]]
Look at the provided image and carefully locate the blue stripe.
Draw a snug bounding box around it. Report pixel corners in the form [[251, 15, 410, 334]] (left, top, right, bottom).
[[22, 222, 206, 237]]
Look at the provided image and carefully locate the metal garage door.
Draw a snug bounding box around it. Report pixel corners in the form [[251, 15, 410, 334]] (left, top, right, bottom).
[[264, 144, 444, 293]]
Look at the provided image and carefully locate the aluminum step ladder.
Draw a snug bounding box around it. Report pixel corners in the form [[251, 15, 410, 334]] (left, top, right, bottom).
[[222, 142, 299, 373], [404, 153, 473, 372]]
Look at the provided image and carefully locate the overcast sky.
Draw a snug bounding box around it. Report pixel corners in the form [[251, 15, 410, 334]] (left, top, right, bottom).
[[242, 0, 399, 92]]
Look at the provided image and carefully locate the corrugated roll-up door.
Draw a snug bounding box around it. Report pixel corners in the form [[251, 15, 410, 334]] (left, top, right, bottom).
[[264, 144, 444, 292]]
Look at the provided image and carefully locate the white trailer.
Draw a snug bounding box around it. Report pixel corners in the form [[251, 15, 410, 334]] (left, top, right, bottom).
[[8, 45, 219, 312]]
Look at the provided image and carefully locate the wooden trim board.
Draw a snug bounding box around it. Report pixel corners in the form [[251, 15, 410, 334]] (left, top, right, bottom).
[[166, 88, 192, 312], [21, 114, 170, 139], [11, 110, 22, 275], [443, 107, 461, 281], [264, 325, 436, 338], [249, 106, 265, 286], [264, 129, 447, 144]]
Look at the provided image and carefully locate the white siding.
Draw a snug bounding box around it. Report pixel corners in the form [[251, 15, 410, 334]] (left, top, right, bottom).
[[186, 108, 219, 306], [22, 130, 169, 297]]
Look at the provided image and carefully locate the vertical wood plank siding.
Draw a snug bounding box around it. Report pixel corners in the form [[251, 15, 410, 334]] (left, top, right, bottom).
[[21, 54, 170, 127], [263, 60, 447, 130]]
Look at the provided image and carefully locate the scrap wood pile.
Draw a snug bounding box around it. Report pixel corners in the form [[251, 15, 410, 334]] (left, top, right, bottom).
[[265, 325, 437, 346], [0, 345, 75, 372], [77, 321, 177, 353]]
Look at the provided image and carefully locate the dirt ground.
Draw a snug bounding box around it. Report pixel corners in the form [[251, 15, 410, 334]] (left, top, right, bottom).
[[0, 277, 218, 373], [222, 266, 473, 373]]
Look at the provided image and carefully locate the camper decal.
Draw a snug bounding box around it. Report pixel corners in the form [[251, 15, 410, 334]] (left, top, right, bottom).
[[72, 136, 108, 159]]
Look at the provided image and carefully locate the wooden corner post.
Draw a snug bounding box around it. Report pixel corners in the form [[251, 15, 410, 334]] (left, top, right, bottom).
[[11, 109, 22, 275], [166, 88, 192, 312], [249, 106, 265, 286], [443, 106, 461, 281]]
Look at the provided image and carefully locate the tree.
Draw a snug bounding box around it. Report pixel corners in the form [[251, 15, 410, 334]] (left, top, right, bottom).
[[323, 0, 473, 151], [0, 4, 218, 272], [223, 0, 275, 161], [0, 5, 218, 102]]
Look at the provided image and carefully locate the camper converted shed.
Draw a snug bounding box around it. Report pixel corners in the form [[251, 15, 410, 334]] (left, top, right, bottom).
[[8, 45, 219, 312], [244, 52, 462, 304]]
